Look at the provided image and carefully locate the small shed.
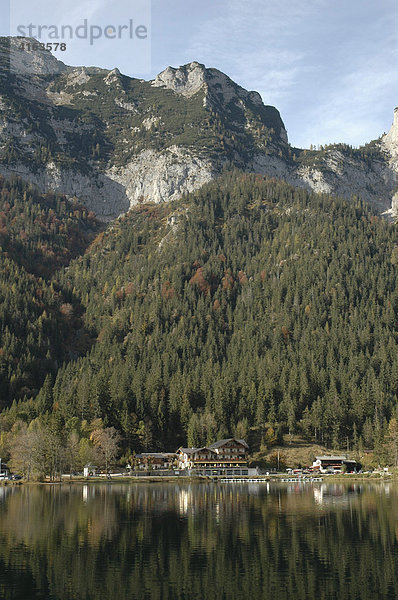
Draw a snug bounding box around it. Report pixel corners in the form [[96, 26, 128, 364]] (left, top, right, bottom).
[[84, 464, 97, 477]]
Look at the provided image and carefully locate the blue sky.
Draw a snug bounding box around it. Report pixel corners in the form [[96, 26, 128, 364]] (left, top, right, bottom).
[[2, 0, 398, 148]]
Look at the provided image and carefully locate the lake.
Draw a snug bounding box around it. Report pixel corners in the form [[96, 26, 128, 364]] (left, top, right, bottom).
[[0, 481, 397, 599]]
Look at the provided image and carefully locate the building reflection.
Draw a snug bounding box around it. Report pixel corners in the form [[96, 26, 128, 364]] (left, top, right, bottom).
[[313, 483, 363, 506], [0, 482, 398, 600]]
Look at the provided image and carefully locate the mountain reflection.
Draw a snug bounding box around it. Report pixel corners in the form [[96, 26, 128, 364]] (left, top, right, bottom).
[[0, 482, 397, 600]]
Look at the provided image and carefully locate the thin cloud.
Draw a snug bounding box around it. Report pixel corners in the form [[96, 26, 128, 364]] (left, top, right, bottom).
[[294, 16, 398, 147], [186, 0, 320, 105]]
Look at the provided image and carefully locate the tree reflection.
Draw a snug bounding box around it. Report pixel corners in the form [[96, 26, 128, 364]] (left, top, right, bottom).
[[0, 483, 397, 600]]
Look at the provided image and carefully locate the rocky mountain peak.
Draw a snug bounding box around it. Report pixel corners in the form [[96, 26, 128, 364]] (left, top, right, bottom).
[[104, 67, 122, 86], [152, 61, 288, 144], [153, 61, 264, 107], [152, 61, 207, 97]]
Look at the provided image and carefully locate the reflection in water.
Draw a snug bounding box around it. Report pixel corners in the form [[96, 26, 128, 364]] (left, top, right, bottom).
[[0, 485, 18, 504], [0, 482, 397, 599], [313, 483, 362, 506]]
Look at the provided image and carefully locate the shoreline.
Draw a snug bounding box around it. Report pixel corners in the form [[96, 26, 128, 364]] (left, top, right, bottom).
[[2, 473, 397, 485]]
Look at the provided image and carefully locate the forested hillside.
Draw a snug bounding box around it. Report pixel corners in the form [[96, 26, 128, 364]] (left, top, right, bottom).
[[0, 176, 101, 409], [1, 171, 396, 467]]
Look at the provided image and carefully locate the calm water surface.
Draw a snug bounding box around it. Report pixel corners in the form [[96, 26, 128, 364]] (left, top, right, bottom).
[[0, 481, 397, 600]]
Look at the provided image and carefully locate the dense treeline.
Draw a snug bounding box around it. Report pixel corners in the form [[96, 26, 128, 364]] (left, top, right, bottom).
[[0, 176, 101, 408], [0, 171, 397, 463], [0, 176, 99, 276]]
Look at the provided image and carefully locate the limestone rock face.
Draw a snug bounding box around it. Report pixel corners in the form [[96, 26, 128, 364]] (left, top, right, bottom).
[[152, 62, 207, 97], [295, 150, 397, 214], [381, 109, 398, 208], [153, 61, 260, 105], [392, 191, 398, 215], [0, 38, 398, 220], [0, 147, 215, 221], [382, 108, 398, 157], [251, 142, 398, 217], [0, 160, 130, 221], [106, 146, 215, 206]]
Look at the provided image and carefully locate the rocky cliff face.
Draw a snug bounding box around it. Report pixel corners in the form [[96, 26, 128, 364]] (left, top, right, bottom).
[[292, 145, 396, 215], [381, 108, 398, 215], [383, 108, 398, 158], [0, 37, 397, 219]]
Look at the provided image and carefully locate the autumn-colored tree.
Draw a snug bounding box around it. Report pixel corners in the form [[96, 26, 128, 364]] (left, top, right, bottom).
[[386, 417, 398, 467], [91, 427, 121, 473], [265, 426, 277, 448], [9, 422, 36, 480], [65, 431, 80, 478]]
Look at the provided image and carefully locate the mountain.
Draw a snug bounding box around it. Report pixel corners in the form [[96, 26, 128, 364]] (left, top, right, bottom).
[[0, 37, 397, 464], [0, 36, 397, 220]]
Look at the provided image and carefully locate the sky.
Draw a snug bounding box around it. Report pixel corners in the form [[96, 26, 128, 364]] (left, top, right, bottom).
[[1, 0, 398, 148]]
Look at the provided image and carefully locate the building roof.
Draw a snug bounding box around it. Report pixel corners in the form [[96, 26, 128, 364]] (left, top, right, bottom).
[[178, 447, 217, 455], [178, 438, 249, 454], [209, 438, 249, 450], [136, 453, 177, 458], [315, 456, 348, 461]]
